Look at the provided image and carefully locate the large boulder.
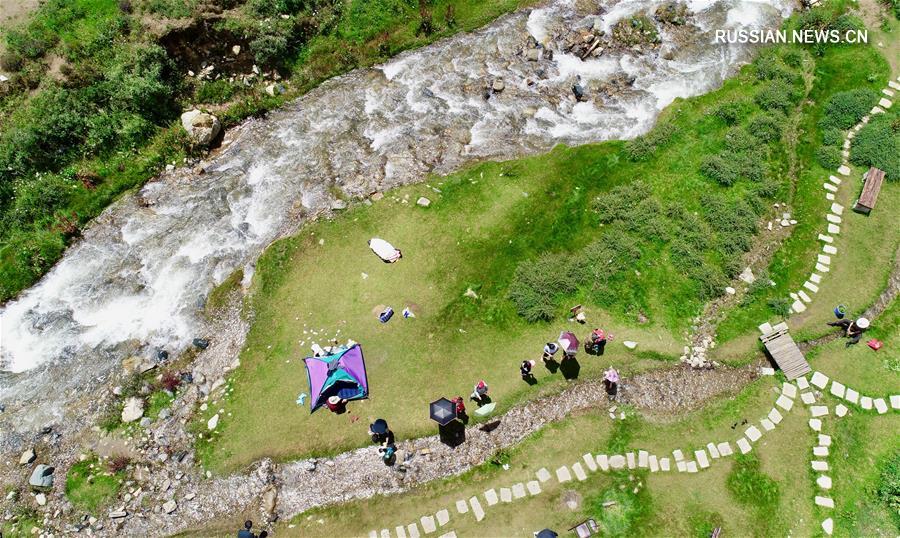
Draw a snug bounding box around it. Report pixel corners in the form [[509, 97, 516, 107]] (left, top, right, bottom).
[[29, 465, 54, 489], [180, 109, 221, 146], [121, 397, 145, 423]]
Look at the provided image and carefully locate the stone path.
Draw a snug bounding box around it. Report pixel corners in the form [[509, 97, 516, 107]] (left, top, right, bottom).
[[786, 82, 894, 315], [370, 371, 899, 537]]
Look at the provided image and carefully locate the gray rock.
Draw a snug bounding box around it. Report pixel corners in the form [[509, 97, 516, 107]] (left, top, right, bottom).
[[261, 486, 277, 516], [331, 199, 348, 210], [180, 110, 221, 146], [20, 448, 36, 465], [162, 500, 177, 514], [35, 493, 47, 506], [492, 80, 505, 92], [207, 413, 219, 430], [139, 417, 152, 428], [109, 510, 127, 519], [265, 83, 286, 97], [416, 197, 431, 207], [121, 397, 145, 423], [302, 459, 317, 472], [157, 408, 171, 420], [29, 465, 55, 489]]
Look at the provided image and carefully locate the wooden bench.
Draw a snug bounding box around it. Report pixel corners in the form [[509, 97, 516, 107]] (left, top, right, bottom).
[[853, 167, 885, 215]]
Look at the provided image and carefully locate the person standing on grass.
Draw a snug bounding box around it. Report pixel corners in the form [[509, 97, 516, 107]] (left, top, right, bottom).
[[542, 342, 559, 363], [520, 359, 536, 382], [471, 380, 489, 405], [238, 521, 256, 538]]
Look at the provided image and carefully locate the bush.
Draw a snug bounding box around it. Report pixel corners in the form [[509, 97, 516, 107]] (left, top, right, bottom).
[[850, 115, 899, 179], [700, 154, 738, 186], [689, 262, 727, 300], [754, 80, 798, 112], [754, 53, 798, 84], [9, 173, 76, 227], [748, 113, 783, 143], [877, 450, 900, 525], [592, 181, 653, 223], [0, 51, 25, 72], [624, 122, 677, 161], [196, 79, 238, 104], [816, 145, 842, 170], [713, 99, 751, 125], [724, 127, 756, 152], [821, 126, 844, 147], [819, 89, 879, 130], [251, 32, 291, 67], [508, 254, 576, 322]]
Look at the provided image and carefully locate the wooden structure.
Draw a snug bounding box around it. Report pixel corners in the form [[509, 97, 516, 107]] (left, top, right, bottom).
[[759, 322, 811, 380], [853, 167, 885, 215], [568, 518, 599, 537]]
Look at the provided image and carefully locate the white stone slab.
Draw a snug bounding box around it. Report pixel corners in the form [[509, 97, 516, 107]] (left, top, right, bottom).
[[816, 263, 830, 273], [830, 203, 844, 215], [500, 487, 512, 503], [768, 408, 783, 424], [818, 434, 831, 446], [484, 489, 498, 506], [596, 455, 609, 471], [421, 516, 437, 535], [810, 406, 829, 417], [512, 483, 526, 499], [438, 532, 456, 538], [827, 224, 840, 234], [707, 443, 720, 459], [609, 455, 626, 470], [874, 398, 888, 414], [822, 517, 834, 535], [844, 388, 859, 404], [381, 529, 391, 538], [695, 450, 710, 469], [717, 442, 733, 456], [436, 509, 450, 527], [556, 466, 572, 483], [370, 530, 378, 538], [830, 381, 845, 398], [638, 450, 649, 468], [878, 97, 892, 108], [825, 193, 835, 201], [837, 165, 851, 176], [776, 395, 794, 411], [810, 273, 822, 284], [823, 245, 837, 255], [745, 426, 762, 442], [804, 281, 819, 293], [796, 377, 810, 390], [891, 395, 900, 409], [660, 458, 671, 471], [828, 175, 842, 185], [809, 418, 822, 431], [791, 300, 807, 313], [626, 452, 636, 469], [761, 418, 775, 431], [583, 453, 597, 471], [817, 234, 833, 244], [872, 105, 886, 114], [397, 526, 408, 538], [812, 460, 829, 471], [455, 500, 468, 514], [736, 438, 751, 454], [823, 182, 837, 192], [760, 366, 775, 375], [676, 461, 687, 472], [536, 468, 551, 482], [815, 496, 834, 508], [835, 404, 848, 417], [686, 461, 698, 473], [814, 446, 829, 457], [810, 371, 829, 389], [649, 455, 659, 472], [817, 254, 831, 265], [799, 290, 812, 303], [883, 88, 895, 97], [801, 392, 816, 404], [826, 214, 841, 224], [860, 396, 873, 410], [890, 80, 900, 90], [782, 382, 797, 398], [527, 481, 541, 496], [673, 449, 684, 461], [407, 524, 421, 538], [572, 462, 587, 481], [815, 475, 832, 490], [469, 497, 484, 522]]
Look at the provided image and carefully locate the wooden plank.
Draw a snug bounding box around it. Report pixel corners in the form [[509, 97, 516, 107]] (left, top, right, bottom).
[[858, 167, 885, 209]]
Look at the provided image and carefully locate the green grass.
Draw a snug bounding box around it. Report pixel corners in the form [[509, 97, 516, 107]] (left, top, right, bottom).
[[64, 458, 124, 513], [714, 41, 893, 350], [196, 48, 814, 472]]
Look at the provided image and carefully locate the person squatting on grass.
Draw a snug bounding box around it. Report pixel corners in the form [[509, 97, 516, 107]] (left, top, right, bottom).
[[826, 317, 869, 347], [541, 342, 559, 363], [520, 359, 536, 383], [471, 380, 490, 405]]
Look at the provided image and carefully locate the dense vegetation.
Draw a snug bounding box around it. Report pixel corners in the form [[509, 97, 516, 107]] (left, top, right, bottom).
[[876, 449, 900, 526], [851, 109, 900, 178], [508, 48, 805, 323], [0, 0, 531, 302], [64, 457, 125, 512]]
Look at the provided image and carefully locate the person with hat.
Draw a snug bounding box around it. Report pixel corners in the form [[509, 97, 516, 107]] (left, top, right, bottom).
[[520, 359, 536, 383], [369, 418, 395, 447], [470, 380, 490, 405], [541, 342, 559, 364], [827, 316, 869, 347], [325, 395, 348, 413]]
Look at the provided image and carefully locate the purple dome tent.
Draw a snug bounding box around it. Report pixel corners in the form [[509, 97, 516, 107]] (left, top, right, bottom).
[[304, 344, 369, 413]]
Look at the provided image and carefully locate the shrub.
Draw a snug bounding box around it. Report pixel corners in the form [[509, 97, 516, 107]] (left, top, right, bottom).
[[816, 145, 842, 170], [850, 115, 899, 179], [748, 113, 783, 143], [196, 79, 238, 104], [0, 51, 25, 72], [754, 80, 797, 112], [624, 122, 677, 161], [724, 127, 756, 152], [251, 32, 291, 67], [592, 181, 653, 223], [754, 53, 797, 84], [713, 99, 750, 125], [700, 154, 738, 186], [9, 173, 75, 227], [819, 89, 879, 130], [689, 262, 727, 300], [877, 450, 900, 526], [508, 254, 576, 322], [821, 126, 844, 147]]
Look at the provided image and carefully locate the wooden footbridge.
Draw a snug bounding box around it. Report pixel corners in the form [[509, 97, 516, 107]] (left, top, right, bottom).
[[758, 322, 812, 380]]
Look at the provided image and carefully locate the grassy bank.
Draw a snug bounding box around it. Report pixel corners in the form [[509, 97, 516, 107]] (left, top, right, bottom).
[[0, 0, 536, 302], [194, 46, 814, 472]]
